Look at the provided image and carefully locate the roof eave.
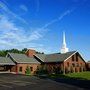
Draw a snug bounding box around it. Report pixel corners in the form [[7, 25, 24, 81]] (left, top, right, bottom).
[[44, 61, 63, 63], [0, 63, 15, 65], [17, 62, 40, 64]]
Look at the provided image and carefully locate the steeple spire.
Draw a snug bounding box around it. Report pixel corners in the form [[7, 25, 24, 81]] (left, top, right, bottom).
[[61, 31, 69, 53], [63, 31, 66, 46]]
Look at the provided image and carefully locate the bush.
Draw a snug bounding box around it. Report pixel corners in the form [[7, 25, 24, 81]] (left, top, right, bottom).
[[25, 66, 31, 75], [36, 65, 48, 75]]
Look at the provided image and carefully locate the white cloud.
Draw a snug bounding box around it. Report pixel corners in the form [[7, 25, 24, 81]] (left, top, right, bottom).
[[0, 1, 75, 53], [0, 1, 29, 25], [20, 4, 28, 12], [0, 1, 48, 51], [42, 9, 75, 29], [0, 15, 47, 50], [0, 16, 18, 31]]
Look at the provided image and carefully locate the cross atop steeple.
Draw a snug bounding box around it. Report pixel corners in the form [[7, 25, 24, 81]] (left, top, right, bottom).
[[61, 31, 69, 53]]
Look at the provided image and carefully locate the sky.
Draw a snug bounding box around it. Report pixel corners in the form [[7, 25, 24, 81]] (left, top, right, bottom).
[[0, 0, 90, 61]]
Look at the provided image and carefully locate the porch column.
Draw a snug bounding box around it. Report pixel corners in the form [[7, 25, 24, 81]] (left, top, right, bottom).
[[16, 64, 18, 74]]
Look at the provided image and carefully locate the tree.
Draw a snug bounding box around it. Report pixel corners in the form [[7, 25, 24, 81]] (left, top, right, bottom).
[[0, 48, 27, 57], [0, 50, 6, 56], [25, 66, 31, 75], [22, 48, 27, 53]]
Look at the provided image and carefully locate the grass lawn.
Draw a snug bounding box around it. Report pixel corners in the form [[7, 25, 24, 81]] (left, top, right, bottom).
[[65, 71, 90, 80], [49, 71, 90, 80]]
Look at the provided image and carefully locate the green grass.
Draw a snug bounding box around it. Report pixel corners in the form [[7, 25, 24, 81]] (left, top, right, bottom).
[[48, 71, 90, 80], [65, 71, 90, 80]]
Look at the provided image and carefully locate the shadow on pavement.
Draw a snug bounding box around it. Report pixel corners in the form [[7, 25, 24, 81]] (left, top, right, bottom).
[[37, 75, 90, 89]]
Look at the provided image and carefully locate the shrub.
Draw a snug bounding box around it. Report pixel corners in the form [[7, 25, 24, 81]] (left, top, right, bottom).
[[36, 65, 48, 75], [25, 66, 31, 75]]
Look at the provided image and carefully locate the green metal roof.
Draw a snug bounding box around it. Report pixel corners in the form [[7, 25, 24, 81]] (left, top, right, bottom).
[[0, 57, 15, 65], [8, 53, 40, 64], [35, 51, 77, 63]]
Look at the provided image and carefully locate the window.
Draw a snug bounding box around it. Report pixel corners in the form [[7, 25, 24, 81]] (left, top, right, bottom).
[[76, 54, 78, 62], [80, 63, 82, 67], [76, 63, 79, 67], [72, 63, 75, 67], [19, 67, 22, 72], [67, 62, 69, 67], [72, 56, 74, 61], [30, 67, 33, 71]]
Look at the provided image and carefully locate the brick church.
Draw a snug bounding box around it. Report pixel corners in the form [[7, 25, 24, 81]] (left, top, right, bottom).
[[0, 32, 87, 75]]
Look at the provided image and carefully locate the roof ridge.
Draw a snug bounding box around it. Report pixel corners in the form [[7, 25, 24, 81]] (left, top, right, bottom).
[[46, 51, 77, 55]]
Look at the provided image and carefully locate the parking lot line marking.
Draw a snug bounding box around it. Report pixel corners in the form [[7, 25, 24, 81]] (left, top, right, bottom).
[[0, 83, 12, 88]]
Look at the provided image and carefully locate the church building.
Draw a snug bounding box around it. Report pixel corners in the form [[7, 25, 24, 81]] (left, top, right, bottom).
[[0, 32, 87, 75]]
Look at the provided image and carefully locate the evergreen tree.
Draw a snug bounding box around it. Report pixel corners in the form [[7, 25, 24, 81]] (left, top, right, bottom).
[[25, 66, 31, 75]]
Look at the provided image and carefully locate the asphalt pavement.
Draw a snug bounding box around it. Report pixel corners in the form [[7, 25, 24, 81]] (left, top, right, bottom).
[[0, 73, 89, 90]]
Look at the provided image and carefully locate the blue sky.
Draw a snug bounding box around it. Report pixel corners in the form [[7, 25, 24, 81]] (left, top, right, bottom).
[[0, 0, 90, 61]]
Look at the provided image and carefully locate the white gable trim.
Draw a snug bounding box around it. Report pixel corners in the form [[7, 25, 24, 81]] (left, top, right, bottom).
[[7, 53, 17, 63], [34, 55, 45, 62], [64, 51, 77, 62]]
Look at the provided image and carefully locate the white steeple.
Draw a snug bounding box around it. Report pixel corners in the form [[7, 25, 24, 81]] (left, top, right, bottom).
[[61, 31, 69, 53]]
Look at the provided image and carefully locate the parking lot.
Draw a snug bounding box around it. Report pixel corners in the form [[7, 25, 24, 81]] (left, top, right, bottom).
[[0, 73, 89, 90]]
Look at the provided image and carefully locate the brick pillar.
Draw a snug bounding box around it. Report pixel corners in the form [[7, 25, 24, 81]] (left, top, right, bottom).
[[16, 64, 18, 74], [63, 62, 65, 74]]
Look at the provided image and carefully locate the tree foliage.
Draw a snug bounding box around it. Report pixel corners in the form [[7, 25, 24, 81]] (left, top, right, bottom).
[[0, 48, 28, 57], [0, 48, 44, 57]]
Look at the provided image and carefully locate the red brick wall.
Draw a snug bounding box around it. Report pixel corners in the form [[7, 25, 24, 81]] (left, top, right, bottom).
[[10, 52, 87, 75], [87, 63, 90, 71], [17, 63, 40, 75], [42, 63, 63, 74], [39, 53, 86, 74], [11, 65, 17, 72], [11, 63, 40, 75], [64, 53, 86, 73], [40, 53, 86, 74]]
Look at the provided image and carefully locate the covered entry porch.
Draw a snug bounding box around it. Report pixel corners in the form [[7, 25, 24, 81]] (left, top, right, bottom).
[[0, 57, 15, 73], [0, 65, 14, 72]]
